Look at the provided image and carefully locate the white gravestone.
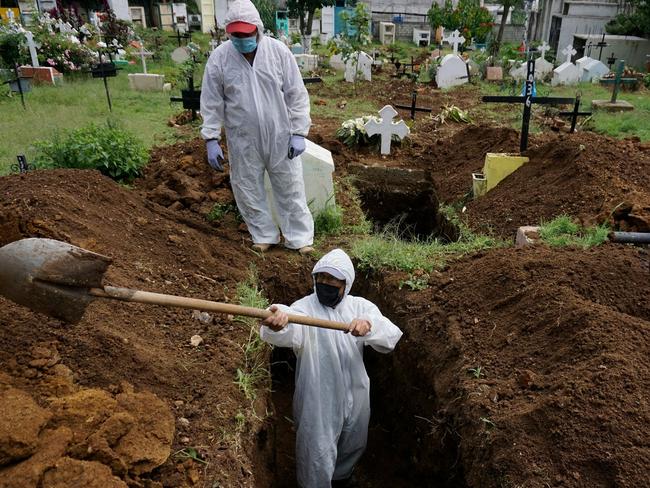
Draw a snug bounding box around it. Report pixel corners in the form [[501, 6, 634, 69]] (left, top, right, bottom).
[[436, 54, 469, 89], [364, 105, 410, 156], [291, 43, 304, 55], [329, 53, 345, 71], [294, 53, 318, 74], [264, 139, 335, 222], [344, 51, 372, 83], [552, 44, 580, 86], [581, 59, 609, 82], [443, 29, 465, 55], [24, 31, 39, 68], [535, 58, 554, 79], [576, 55, 593, 72]]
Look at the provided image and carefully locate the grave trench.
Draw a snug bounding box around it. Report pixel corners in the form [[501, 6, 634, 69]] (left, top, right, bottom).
[[348, 164, 460, 241], [257, 272, 468, 488]]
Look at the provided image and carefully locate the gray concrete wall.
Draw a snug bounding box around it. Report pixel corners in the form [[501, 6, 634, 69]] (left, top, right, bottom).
[[574, 34, 650, 69]]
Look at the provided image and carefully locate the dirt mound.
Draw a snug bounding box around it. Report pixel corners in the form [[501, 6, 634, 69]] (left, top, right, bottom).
[[359, 244, 650, 488], [465, 131, 650, 237], [0, 344, 173, 487]]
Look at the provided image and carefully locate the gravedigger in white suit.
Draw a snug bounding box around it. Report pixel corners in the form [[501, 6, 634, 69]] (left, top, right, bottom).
[[260, 249, 403, 487], [200, 0, 314, 254]]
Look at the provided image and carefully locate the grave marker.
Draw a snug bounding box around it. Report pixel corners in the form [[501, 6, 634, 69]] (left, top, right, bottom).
[[482, 59, 574, 152], [11, 155, 34, 174], [443, 29, 465, 55], [24, 31, 39, 68], [552, 44, 580, 86], [364, 105, 410, 155], [558, 95, 591, 133], [593, 59, 635, 111], [90, 49, 120, 112], [344, 51, 372, 83], [436, 54, 469, 89], [169, 29, 191, 47], [395, 90, 432, 120]]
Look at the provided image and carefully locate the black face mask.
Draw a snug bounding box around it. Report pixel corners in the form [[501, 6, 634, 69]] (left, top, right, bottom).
[[315, 282, 343, 308]]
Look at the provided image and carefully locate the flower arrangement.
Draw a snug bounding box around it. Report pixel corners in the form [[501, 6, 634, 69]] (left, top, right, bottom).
[[336, 115, 407, 149]]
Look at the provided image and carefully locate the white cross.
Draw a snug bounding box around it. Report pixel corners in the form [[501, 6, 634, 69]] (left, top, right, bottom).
[[7, 10, 15, 23], [136, 41, 153, 73], [209, 39, 219, 53], [562, 44, 577, 64], [24, 31, 40, 68], [537, 41, 550, 59], [443, 29, 465, 55], [364, 105, 410, 156]]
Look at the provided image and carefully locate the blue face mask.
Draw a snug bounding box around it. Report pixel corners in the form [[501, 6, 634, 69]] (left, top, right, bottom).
[[231, 35, 257, 54]]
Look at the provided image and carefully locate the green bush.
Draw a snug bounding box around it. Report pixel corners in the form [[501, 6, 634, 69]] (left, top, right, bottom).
[[34, 121, 149, 182], [314, 203, 344, 236], [539, 215, 609, 248]]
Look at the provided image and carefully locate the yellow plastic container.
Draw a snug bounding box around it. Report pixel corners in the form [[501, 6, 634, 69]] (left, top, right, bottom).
[[482, 153, 529, 192], [472, 172, 487, 198]]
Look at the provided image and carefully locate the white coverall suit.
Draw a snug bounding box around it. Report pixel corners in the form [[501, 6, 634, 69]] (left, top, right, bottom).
[[200, 0, 314, 249], [260, 249, 403, 487]]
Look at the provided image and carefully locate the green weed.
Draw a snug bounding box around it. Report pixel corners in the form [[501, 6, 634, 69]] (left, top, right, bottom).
[[207, 203, 236, 222], [398, 273, 430, 291], [173, 447, 208, 465], [467, 366, 485, 379], [313, 199, 344, 236], [539, 215, 609, 249]]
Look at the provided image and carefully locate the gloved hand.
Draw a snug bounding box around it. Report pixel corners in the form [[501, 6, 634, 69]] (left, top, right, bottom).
[[288, 135, 306, 159], [206, 139, 225, 171]]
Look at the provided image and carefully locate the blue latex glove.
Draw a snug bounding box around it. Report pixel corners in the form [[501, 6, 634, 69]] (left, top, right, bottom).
[[288, 135, 306, 159], [206, 140, 224, 171]]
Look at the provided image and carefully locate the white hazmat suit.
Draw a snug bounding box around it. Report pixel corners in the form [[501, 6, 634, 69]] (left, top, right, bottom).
[[200, 0, 314, 249], [261, 249, 403, 487]]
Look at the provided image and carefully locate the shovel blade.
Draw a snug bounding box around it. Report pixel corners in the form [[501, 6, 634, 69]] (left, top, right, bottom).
[[0, 238, 112, 323]]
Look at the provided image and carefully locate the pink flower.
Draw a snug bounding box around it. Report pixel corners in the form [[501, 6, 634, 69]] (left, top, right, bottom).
[[47, 58, 55, 66]]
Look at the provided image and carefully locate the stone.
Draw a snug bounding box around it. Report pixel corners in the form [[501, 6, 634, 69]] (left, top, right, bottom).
[[128, 73, 165, 91], [436, 54, 468, 89], [178, 417, 190, 427], [581, 59, 609, 82], [344, 51, 372, 83], [515, 225, 541, 248], [364, 105, 410, 155], [0, 388, 52, 465], [486, 66, 503, 81], [552, 62, 581, 86], [466, 59, 481, 79], [190, 335, 204, 347], [329, 53, 345, 71], [265, 139, 335, 221], [591, 99, 634, 111], [294, 53, 318, 74], [509, 62, 527, 81]]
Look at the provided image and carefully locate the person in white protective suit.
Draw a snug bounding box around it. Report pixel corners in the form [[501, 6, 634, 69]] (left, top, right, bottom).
[[200, 0, 314, 254], [260, 249, 403, 487]]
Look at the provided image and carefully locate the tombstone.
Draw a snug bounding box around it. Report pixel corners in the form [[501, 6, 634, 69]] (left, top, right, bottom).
[[443, 29, 465, 55], [264, 139, 335, 222], [575, 55, 593, 72], [486, 66, 503, 81], [291, 43, 304, 55], [294, 54, 318, 74], [436, 54, 468, 89], [509, 62, 527, 81], [581, 58, 609, 82], [413, 28, 431, 47], [329, 53, 345, 71], [551, 44, 580, 86], [364, 105, 410, 155], [535, 57, 554, 80], [344, 51, 372, 83]]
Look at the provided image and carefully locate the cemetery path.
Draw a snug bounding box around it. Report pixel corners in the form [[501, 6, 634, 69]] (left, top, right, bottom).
[[0, 120, 649, 487]]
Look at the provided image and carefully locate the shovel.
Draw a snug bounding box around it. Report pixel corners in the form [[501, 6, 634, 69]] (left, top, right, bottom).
[[0, 238, 349, 332]]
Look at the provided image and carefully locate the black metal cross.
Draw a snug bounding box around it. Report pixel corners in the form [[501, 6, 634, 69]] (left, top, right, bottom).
[[11, 155, 33, 173], [595, 33, 608, 61], [395, 90, 432, 120], [170, 75, 201, 120], [170, 29, 192, 47], [607, 52, 617, 69], [302, 77, 323, 84], [558, 95, 592, 133], [482, 59, 574, 152], [91, 51, 119, 112]]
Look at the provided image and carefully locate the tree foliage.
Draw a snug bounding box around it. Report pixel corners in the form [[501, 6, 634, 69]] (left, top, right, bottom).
[[252, 0, 277, 33], [606, 0, 650, 36], [427, 0, 495, 44], [287, 0, 334, 36]]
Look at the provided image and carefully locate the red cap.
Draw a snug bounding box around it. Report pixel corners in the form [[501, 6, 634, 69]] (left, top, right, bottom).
[[226, 21, 257, 34]]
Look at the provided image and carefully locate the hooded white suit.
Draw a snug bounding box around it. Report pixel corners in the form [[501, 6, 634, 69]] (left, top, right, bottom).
[[261, 249, 403, 487], [200, 0, 314, 249]]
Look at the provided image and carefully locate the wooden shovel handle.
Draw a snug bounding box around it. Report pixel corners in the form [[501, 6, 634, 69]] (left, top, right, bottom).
[[89, 286, 350, 332]]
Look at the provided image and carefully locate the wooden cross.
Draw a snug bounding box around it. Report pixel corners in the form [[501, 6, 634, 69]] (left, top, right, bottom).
[[482, 59, 574, 152], [395, 90, 432, 120], [443, 29, 465, 55], [364, 105, 410, 155], [599, 59, 637, 103], [558, 95, 591, 133]]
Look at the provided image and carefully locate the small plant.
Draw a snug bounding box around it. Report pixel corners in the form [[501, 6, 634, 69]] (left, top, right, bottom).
[[539, 215, 609, 249], [398, 273, 430, 291], [207, 203, 236, 222], [313, 199, 344, 236], [643, 73, 650, 89], [433, 105, 471, 124], [174, 447, 208, 465], [467, 366, 485, 379], [480, 417, 495, 429], [33, 121, 148, 182]]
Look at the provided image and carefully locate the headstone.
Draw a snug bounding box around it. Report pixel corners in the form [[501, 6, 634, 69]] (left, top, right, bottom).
[[436, 54, 468, 89], [581, 58, 609, 82], [364, 105, 410, 155], [24, 31, 39, 68], [291, 43, 304, 55], [18, 66, 62, 85], [509, 62, 527, 81], [486, 66, 503, 81], [552, 44, 580, 86], [344, 51, 372, 83], [264, 139, 335, 221], [128, 73, 165, 91], [443, 29, 465, 55], [329, 53, 345, 71], [430, 49, 442, 59], [171, 47, 190, 63], [576, 55, 593, 72], [294, 54, 318, 74], [535, 58, 553, 79]]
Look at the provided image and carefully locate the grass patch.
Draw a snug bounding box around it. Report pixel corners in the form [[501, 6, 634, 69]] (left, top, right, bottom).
[[313, 198, 344, 236], [538, 215, 609, 248], [234, 265, 270, 402], [207, 203, 237, 222]]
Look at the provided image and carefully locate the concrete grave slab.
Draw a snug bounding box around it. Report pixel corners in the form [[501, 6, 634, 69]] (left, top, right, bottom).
[[436, 54, 468, 89]]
